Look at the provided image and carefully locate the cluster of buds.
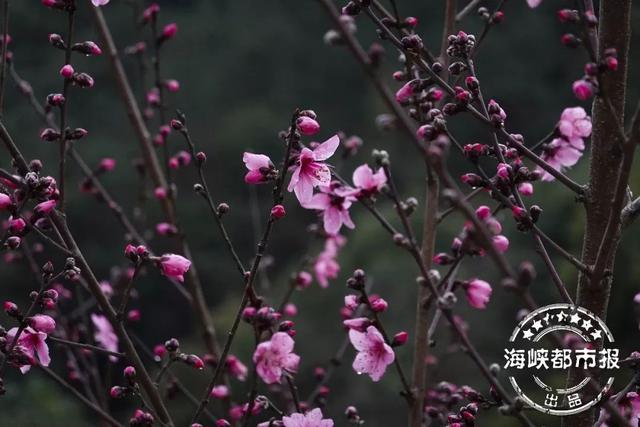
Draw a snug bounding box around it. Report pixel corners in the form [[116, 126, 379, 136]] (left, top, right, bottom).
[[511, 204, 542, 232], [63, 257, 81, 280], [242, 305, 296, 336], [341, 0, 371, 17], [109, 366, 139, 400], [416, 109, 447, 141], [168, 150, 191, 170], [425, 382, 487, 422], [446, 31, 475, 60], [124, 244, 149, 264], [477, 7, 504, 24], [129, 409, 154, 427]]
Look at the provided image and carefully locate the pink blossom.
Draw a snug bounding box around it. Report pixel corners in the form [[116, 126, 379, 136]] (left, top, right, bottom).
[[344, 295, 359, 310], [395, 80, 416, 102], [527, 0, 542, 7], [352, 164, 387, 197], [252, 332, 300, 384], [297, 116, 320, 136], [518, 182, 534, 196], [159, 254, 191, 282], [28, 314, 56, 333], [210, 385, 230, 399], [99, 158, 116, 171], [91, 314, 119, 361], [162, 23, 178, 40], [463, 279, 492, 309], [313, 236, 345, 288], [537, 138, 583, 181], [9, 217, 26, 233], [154, 186, 167, 200], [492, 235, 510, 253], [343, 317, 371, 332], [243, 152, 275, 184], [91, 0, 110, 6], [34, 199, 57, 216], [348, 325, 395, 381], [597, 391, 640, 427], [60, 64, 74, 78], [226, 355, 248, 381], [165, 79, 180, 92], [282, 408, 334, 427], [572, 79, 594, 101], [558, 107, 592, 140], [156, 222, 177, 236], [287, 135, 339, 204], [302, 183, 356, 235], [6, 327, 50, 373], [0, 193, 12, 209]]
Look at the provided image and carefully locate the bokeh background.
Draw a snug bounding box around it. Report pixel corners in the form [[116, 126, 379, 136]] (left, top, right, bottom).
[[1, 0, 639, 425]]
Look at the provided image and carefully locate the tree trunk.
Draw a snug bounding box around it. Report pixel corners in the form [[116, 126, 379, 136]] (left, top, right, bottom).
[[563, 1, 632, 426]]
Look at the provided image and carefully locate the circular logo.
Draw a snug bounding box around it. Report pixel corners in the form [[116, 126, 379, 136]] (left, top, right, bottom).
[[504, 303, 619, 416]]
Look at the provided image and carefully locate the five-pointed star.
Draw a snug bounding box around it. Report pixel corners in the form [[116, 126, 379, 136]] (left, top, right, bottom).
[[542, 314, 550, 324], [522, 329, 534, 340], [582, 319, 593, 330], [591, 330, 602, 340], [570, 313, 581, 324], [556, 311, 567, 322], [531, 320, 543, 331]]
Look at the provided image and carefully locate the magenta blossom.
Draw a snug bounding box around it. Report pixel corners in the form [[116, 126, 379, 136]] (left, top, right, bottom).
[[463, 279, 492, 309], [558, 107, 592, 141], [243, 152, 275, 184], [352, 164, 387, 198], [313, 235, 345, 288], [253, 332, 300, 384], [34, 199, 57, 216], [5, 327, 50, 373], [287, 135, 339, 204], [302, 183, 356, 235], [537, 138, 583, 181], [573, 79, 594, 101], [281, 408, 334, 427], [159, 254, 191, 282], [91, 314, 119, 362], [28, 314, 56, 333], [349, 325, 395, 382], [226, 355, 248, 381], [0, 193, 12, 209]]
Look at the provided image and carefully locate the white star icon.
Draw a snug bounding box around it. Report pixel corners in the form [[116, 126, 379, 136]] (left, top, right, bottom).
[[531, 320, 543, 331], [556, 311, 567, 322], [570, 313, 581, 324], [591, 330, 602, 340], [522, 329, 534, 340], [582, 319, 593, 330]]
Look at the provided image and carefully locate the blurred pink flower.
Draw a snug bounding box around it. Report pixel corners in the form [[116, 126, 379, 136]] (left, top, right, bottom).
[[282, 408, 334, 427], [558, 107, 592, 141], [352, 164, 387, 197], [91, 313, 119, 361], [463, 279, 492, 309], [527, 0, 542, 7], [253, 332, 300, 384], [288, 135, 339, 204], [28, 314, 56, 334], [537, 138, 583, 181], [349, 325, 395, 381]]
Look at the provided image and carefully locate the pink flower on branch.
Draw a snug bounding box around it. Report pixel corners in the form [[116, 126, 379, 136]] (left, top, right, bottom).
[[281, 408, 334, 427], [463, 279, 493, 309], [349, 325, 395, 382], [253, 332, 300, 384], [5, 327, 50, 373], [352, 164, 387, 198], [243, 152, 275, 184], [158, 254, 191, 283], [302, 183, 356, 235], [287, 135, 340, 204]]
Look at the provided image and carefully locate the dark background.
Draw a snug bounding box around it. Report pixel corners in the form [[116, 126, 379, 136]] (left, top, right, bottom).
[[0, 0, 639, 425]]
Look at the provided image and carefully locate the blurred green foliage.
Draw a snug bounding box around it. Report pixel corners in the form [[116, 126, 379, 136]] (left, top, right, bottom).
[[1, 0, 639, 426]]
